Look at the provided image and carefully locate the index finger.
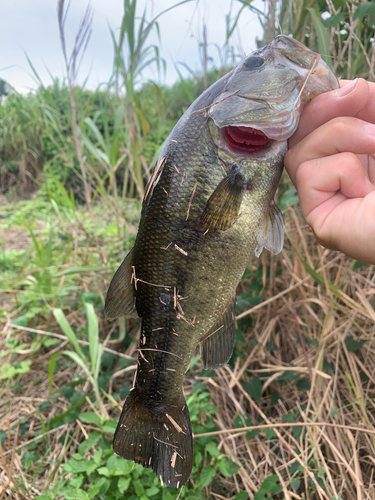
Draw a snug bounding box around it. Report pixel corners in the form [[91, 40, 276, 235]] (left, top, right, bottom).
[[285, 116, 375, 187]]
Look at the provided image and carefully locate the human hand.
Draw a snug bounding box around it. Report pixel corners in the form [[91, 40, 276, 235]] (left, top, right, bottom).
[[284, 78, 375, 265]]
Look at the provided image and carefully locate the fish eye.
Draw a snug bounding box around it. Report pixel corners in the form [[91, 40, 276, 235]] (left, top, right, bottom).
[[243, 56, 264, 70]]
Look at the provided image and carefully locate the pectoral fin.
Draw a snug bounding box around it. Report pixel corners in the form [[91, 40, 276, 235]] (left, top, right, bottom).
[[199, 297, 236, 369], [201, 169, 244, 232], [105, 248, 139, 320], [255, 201, 285, 258]]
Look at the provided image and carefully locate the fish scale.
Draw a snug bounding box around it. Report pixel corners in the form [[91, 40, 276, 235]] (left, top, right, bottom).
[[105, 35, 338, 487]]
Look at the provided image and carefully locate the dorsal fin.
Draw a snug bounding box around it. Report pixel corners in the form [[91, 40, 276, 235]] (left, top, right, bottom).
[[105, 248, 139, 320]]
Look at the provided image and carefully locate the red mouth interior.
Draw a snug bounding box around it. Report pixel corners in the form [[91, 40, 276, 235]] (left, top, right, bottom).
[[223, 126, 271, 153]]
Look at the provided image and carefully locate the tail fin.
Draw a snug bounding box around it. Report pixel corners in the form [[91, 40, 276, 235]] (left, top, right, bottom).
[[113, 390, 193, 488]]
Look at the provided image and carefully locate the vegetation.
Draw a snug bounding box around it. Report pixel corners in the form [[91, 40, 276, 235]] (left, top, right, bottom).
[[1, 0, 375, 499]]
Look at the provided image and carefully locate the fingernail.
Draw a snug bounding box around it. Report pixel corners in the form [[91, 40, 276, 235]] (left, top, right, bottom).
[[334, 78, 358, 97]]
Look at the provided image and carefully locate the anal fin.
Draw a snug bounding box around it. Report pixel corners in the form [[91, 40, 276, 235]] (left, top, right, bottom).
[[200, 297, 236, 369], [105, 247, 139, 320]]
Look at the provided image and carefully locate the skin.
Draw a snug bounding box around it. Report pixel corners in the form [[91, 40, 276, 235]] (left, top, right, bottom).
[[285, 78, 375, 264]]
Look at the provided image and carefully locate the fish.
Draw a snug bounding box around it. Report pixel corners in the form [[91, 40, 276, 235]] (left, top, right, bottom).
[[105, 35, 338, 488]]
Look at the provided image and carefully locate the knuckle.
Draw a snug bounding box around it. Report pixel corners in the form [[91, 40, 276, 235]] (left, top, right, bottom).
[[295, 159, 314, 185], [342, 151, 359, 165], [329, 116, 352, 135]]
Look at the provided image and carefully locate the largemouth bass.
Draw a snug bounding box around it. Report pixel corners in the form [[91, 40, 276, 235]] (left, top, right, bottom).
[[105, 35, 338, 487]]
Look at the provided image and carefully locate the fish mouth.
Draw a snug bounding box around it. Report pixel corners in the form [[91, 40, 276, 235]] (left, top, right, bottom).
[[222, 125, 273, 155]]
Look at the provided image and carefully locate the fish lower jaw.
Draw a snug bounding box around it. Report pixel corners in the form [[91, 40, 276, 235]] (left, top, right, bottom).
[[218, 136, 288, 162], [217, 114, 299, 159]]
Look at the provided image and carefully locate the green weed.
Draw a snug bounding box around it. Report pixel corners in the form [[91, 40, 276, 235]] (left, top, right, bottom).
[[2, 2, 375, 499], [50, 304, 106, 417]]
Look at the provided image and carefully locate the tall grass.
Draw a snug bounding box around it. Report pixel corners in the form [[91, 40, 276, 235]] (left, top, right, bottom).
[[1, 2, 375, 498], [57, 0, 94, 215], [256, 0, 375, 78], [2, 1, 372, 201]]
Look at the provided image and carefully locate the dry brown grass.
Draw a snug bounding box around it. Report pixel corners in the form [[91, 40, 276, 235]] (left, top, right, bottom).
[[1, 1, 374, 497], [196, 207, 375, 499], [1, 204, 375, 499]]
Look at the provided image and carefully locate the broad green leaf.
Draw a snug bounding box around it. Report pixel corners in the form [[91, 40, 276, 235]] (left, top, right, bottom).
[[97, 466, 110, 477], [322, 13, 344, 27], [297, 378, 311, 391], [264, 428, 277, 440], [235, 493, 249, 500], [106, 454, 133, 475], [64, 459, 92, 474], [79, 412, 101, 425], [81, 134, 110, 167], [217, 459, 240, 477], [243, 377, 262, 401], [65, 490, 89, 500], [307, 8, 332, 69], [145, 485, 160, 496], [11, 316, 28, 327], [197, 464, 216, 488], [291, 478, 301, 491], [282, 413, 296, 424], [205, 442, 221, 458], [323, 359, 335, 373], [293, 425, 303, 441], [0, 361, 31, 380], [101, 420, 117, 433], [254, 474, 283, 499], [162, 491, 176, 500], [345, 335, 364, 352], [353, 3, 375, 20], [118, 477, 131, 494], [134, 480, 145, 497], [195, 451, 203, 468], [279, 187, 299, 211], [87, 486, 100, 499], [353, 260, 368, 270], [78, 431, 102, 454]]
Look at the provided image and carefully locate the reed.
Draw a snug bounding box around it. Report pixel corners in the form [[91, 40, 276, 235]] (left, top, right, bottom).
[[1, 1, 374, 498]]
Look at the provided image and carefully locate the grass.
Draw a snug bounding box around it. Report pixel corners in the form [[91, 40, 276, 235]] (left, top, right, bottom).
[[1, 0, 375, 498], [1, 185, 375, 499]]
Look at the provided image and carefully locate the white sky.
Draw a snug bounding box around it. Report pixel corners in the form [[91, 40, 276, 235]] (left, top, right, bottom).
[[0, 0, 264, 93]]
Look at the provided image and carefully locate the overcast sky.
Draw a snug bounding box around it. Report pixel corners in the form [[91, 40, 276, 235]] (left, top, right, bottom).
[[1, 0, 264, 93]]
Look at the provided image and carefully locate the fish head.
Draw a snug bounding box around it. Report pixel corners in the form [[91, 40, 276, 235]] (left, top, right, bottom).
[[202, 36, 338, 256], [208, 34, 338, 157]]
